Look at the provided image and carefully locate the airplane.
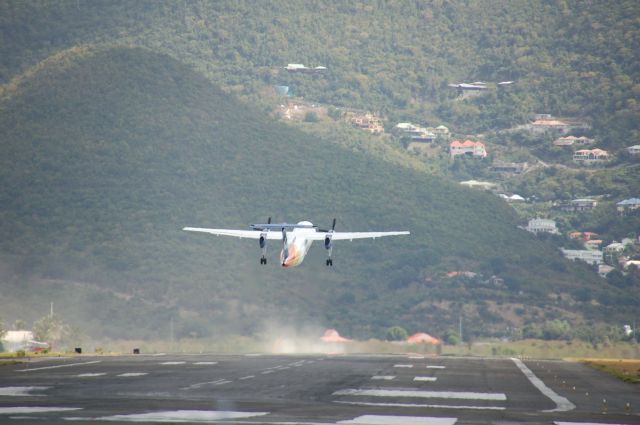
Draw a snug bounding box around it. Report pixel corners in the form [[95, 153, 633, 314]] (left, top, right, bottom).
[[183, 218, 410, 267]]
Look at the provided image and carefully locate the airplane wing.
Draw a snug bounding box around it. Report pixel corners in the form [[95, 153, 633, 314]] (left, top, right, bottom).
[[306, 231, 410, 241], [182, 227, 283, 240]]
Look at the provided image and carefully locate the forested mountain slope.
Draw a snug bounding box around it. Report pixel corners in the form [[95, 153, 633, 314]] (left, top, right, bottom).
[[1, 0, 638, 148], [0, 46, 630, 339]]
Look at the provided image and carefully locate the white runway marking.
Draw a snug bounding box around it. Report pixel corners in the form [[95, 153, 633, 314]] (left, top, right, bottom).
[[371, 376, 396, 380], [414, 376, 437, 382], [408, 355, 425, 359], [333, 389, 506, 400], [192, 361, 217, 365], [261, 370, 274, 374], [159, 361, 186, 365], [76, 373, 106, 377], [336, 400, 505, 411], [95, 410, 269, 422], [426, 365, 445, 369], [0, 407, 82, 414], [215, 380, 232, 385], [0, 386, 50, 396], [239, 375, 255, 380], [16, 360, 101, 372], [511, 358, 575, 412], [393, 364, 414, 368], [554, 423, 627, 425], [180, 379, 229, 390], [338, 415, 457, 424], [117, 373, 148, 377]]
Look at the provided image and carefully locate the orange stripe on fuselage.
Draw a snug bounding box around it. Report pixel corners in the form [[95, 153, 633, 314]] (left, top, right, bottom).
[[280, 243, 302, 268]]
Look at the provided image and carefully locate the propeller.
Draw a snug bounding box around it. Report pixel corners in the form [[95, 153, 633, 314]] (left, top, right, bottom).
[[319, 218, 337, 233]]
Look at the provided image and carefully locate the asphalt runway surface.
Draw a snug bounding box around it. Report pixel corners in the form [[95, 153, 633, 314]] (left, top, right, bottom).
[[0, 353, 639, 424]]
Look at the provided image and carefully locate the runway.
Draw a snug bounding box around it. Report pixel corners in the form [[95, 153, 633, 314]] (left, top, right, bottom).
[[0, 353, 638, 424]]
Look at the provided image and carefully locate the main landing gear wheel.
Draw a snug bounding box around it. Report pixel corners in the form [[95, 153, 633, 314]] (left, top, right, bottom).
[[260, 257, 267, 265], [326, 259, 333, 266]]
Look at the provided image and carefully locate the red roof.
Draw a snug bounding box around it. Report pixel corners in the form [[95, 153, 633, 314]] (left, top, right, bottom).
[[320, 329, 351, 343], [450, 140, 485, 148], [407, 333, 441, 344]]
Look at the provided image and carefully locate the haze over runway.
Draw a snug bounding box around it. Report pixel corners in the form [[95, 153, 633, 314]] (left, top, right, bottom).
[[1, 353, 639, 424]]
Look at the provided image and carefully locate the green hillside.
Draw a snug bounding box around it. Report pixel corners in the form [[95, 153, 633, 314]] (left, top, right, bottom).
[[0, 45, 633, 341], [0, 0, 638, 149]]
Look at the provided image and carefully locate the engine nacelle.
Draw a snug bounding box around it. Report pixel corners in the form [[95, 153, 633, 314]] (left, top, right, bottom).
[[324, 236, 332, 250], [259, 235, 267, 248]]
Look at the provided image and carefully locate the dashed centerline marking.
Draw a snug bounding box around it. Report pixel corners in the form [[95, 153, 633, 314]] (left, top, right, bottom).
[[193, 361, 217, 365], [414, 376, 437, 382], [117, 372, 148, 377], [426, 365, 445, 369], [336, 400, 505, 411], [159, 361, 186, 365], [180, 379, 231, 390], [239, 375, 255, 380], [338, 415, 457, 424], [0, 386, 50, 396], [0, 407, 82, 414], [15, 360, 101, 372], [371, 376, 396, 380], [393, 364, 414, 368], [90, 410, 269, 422], [76, 373, 106, 377], [333, 388, 506, 400]]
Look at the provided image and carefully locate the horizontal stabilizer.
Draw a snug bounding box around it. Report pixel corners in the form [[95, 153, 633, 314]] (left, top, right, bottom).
[[250, 223, 315, 231]]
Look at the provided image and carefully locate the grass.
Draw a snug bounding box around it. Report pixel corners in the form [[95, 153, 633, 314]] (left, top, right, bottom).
[[581, 359, 640, 384]]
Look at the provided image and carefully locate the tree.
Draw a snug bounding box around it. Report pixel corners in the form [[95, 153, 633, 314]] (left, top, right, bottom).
[[442, 328, 460, 345], [385, 326, 408, 341], [0, 318, 6, 352], [32, 315, 70, 345]]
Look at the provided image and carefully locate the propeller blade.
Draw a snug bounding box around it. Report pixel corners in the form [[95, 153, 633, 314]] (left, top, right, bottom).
[[332, 218, 337, 231], [268, 217, 271, 224]]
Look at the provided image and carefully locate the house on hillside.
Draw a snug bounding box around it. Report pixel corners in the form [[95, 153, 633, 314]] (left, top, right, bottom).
[[529, 119, 572, 135], [350, 114, 384, 134], [554, 198, 598, 212], [450, 140, 487, 158], [604, 241, 626, 254], [598, 264, 615, 277], [499, 194, 525, 203], [433, 125, 450, 136], [490, 162, 527, 174], [285, 64, 327, 74], [561, 249, 603, 265], [394, 123, 436, 143], [553, 136, 594, 147], [626, 145, 640, 155], [569, 231, 599, 242], [526, 218, 559, 235], [573, 149, 609, 165], [585, 239, 603, 250], [616, 198, 640, 214], [459, 180, 497, 190]]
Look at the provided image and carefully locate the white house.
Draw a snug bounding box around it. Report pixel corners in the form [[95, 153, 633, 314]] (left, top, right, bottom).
[[573, 148, 609, 165], [526, 218, 560, 235], [561, 249, 603, 265], [626, 145, 640, 155]]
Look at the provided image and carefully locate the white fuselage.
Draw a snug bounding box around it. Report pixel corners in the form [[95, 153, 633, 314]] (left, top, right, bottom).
[[279, 222, 316, 267]]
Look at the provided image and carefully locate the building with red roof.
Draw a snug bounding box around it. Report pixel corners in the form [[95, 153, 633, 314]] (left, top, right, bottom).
[[449, 140, 487, 158], [407, 332, 441, 344]]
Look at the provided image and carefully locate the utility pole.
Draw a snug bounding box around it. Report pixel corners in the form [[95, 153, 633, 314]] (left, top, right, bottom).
[[50, 302, 54, 318]]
